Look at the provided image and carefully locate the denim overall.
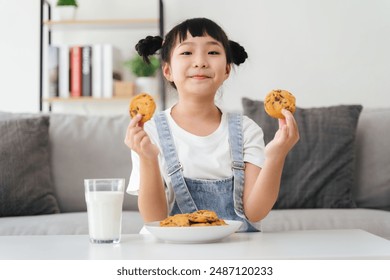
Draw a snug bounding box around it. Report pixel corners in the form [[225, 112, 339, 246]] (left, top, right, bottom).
[[154, 111, 258, 232]]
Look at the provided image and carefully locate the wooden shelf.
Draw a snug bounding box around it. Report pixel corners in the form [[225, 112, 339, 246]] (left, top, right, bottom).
[[44, 97, 131, 103], [43, 18, 158, 30]]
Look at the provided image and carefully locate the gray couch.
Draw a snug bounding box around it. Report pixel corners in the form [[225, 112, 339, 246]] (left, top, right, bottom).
[[1, 105, 389, 239]]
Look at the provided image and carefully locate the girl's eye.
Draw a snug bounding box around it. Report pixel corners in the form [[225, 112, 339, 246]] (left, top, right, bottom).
[[209, 51, 220, 55], [180, 51, 192, 55]]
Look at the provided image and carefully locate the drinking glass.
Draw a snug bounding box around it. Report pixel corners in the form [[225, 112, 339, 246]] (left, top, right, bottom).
[[84, 178, 125, 244]]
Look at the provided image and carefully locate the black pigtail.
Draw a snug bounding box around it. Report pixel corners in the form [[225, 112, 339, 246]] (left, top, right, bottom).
[[229, 40, 248, 66], [135, 36, 163, 64]]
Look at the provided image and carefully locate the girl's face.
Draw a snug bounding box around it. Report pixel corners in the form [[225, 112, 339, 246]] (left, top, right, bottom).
[[163, 33, 231, 98]]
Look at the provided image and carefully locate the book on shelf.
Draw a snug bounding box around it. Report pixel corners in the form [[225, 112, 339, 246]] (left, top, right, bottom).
[[45, 43, 122, 100], [102, 44, 121, 98], [91, 44, 120, 99], [70, 46, 82, 97], [82, 46, 92, 97], [47, 46, 59, 98], [58, 45, 70, 98], [102, 44, 113, 98], [92, 44, 103, 98]]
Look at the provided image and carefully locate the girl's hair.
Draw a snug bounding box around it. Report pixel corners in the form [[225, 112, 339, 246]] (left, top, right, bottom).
[[135, 18, 248, 66]]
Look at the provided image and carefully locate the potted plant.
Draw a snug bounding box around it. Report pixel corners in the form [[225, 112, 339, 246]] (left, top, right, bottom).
[[124, 54, 160, 95], [54, 0, 78, 21]]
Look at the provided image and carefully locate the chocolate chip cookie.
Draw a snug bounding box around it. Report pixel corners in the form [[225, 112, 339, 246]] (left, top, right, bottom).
[[129, 93, 156, 123], [264, 89, 296, 119]]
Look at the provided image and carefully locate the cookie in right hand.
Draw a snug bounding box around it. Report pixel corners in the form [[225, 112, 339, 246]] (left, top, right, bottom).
[[264, 89, 296, 119]]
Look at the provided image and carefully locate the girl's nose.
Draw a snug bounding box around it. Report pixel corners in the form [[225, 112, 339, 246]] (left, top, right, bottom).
[[193, 55, 208, 68]]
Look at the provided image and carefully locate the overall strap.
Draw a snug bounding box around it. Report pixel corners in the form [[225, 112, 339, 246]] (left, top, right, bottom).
[[227, 112, 246, 219], [153, 111, 198, 213]]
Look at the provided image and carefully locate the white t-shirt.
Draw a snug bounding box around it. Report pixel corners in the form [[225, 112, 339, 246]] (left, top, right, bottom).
[[127, 107, 265, 211]]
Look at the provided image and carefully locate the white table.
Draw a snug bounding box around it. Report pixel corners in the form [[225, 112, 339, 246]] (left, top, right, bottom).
[[1, 229, 390, 260]]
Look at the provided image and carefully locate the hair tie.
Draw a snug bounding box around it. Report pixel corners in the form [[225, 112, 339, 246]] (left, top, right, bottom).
[[229, 40, 248, 65], [135, 36, 163, 64]]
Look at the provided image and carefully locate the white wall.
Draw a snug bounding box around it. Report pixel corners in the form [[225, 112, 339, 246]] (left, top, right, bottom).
[[1, 0, 390, 113], [164, 0, 390, 111], [0, 0, 40, 113]]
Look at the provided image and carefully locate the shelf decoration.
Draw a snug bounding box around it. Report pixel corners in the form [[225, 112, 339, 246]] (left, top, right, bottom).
[[53, 0, 78, 21], [124, 54, 160, 95]]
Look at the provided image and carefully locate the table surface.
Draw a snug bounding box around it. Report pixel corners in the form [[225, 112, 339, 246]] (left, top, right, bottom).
[[1, 229, 390, 260]]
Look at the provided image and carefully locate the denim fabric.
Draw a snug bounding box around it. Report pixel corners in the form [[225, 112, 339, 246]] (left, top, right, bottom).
[[154, 112, 258, 232]]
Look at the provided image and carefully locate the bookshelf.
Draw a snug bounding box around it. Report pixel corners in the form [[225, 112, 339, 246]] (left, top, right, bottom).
[[45, 97, 130, 103], [39, 0, 165, 113], [44, 18, 159, 30], [43, 96, 131, 112]]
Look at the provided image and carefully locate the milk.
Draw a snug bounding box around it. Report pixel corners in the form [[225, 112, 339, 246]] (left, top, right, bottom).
[[85, 191, 124, 243]]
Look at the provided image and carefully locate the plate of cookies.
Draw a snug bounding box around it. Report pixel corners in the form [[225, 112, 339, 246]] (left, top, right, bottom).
[[144, 210, 243, 243]]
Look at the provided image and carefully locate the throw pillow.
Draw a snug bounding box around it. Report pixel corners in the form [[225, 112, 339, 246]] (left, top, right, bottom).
[[355, 108, 390, 211], [242, 97, 362, 209], [0, 116, 60, 216], [49, 114, 136, 212]]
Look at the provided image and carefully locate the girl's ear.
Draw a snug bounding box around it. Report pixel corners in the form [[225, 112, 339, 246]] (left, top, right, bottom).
[[162, 63, 173, 82], [225, 64, 231, 80]]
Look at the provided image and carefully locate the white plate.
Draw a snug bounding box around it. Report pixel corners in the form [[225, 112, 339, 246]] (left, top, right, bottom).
[[144, 220, 242, 243]]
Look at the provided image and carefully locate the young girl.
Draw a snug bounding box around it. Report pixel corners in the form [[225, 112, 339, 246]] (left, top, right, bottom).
[[125, 18, 299, 232]]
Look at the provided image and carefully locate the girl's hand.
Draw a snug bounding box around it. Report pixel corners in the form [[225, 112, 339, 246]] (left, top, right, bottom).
[[124, 114, 159, 160], [265, 109, 300, 160]]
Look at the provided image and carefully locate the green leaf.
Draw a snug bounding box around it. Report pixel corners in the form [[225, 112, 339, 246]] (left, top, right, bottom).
[[124, 55, 160, 77], [56, 0, 78, 7]]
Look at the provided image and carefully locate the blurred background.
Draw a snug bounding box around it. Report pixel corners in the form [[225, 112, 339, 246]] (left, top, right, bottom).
[[0, 0, 389, 114]]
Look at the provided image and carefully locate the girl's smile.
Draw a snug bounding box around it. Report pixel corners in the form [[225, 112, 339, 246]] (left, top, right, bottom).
[[188, 71, 213, 80]]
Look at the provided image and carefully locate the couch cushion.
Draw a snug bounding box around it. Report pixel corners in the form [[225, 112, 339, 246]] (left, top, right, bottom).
[[49, 114, 136, 212], [261, 209, 390, 240], [242, 98, 362, 209], [0, 116, 60, 217], [355, 108, 390, 210], [0, 211, 143, 235]]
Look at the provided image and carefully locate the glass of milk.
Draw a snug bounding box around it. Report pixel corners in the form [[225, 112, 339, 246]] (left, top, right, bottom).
[[84, 178, 125, 244]]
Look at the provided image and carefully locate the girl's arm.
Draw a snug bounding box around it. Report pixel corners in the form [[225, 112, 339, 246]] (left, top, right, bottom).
[[138, 156, 167, 222], [125, 114, 167, 222], [243, 109, 299, 222]]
